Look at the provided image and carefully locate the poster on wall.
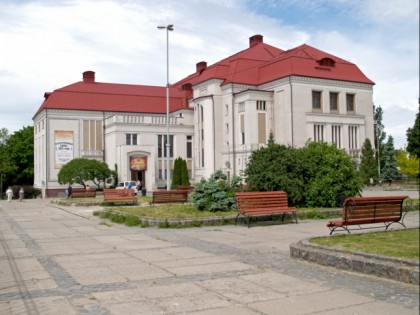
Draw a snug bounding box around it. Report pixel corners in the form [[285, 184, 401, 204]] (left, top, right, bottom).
[[130, 157, 147, 170], [55, 130, 74, 168]]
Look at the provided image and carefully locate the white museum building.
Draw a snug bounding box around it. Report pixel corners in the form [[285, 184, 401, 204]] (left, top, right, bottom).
[[33, 34, 375, 197]]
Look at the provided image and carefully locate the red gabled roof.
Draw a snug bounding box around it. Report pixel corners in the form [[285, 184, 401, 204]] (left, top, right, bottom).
[[256, 44, 374, 85], [34, 81, 185, 117], [34, 35, 374, 118]]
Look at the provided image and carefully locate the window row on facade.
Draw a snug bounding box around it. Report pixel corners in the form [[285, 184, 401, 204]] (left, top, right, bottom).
[[312, 91, 355, 113]]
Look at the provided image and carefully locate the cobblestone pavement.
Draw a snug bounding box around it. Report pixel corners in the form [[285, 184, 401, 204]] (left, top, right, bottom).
[[0, 197, 418, 315]]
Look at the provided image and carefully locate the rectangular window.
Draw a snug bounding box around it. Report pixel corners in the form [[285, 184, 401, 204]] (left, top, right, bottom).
[[312, 91, 322, 110], [314, 124, 324, 142], [240, 115, 245, 144], [330, 92, 338, 111], [157, 135, 173, 158], [256, 100, 266, 111], [125, 134, 137, 145], [186, 135, 192, 159], [238, 102, 245, 113], [346, 94, 355, 112], [332, 125, 341, 148], [348, 126, 358, 149]]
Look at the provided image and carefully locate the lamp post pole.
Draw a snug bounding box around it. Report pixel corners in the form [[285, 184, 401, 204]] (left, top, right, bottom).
[[158, 24, 174, 191], [375, 123, 381, 185]]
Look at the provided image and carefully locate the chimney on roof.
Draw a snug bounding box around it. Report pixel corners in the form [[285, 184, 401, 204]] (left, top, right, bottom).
[[249, 34, 263, 47], [196, 61, 207, 74], [181, 83, 192, 108], [83, 71, 95, 83]]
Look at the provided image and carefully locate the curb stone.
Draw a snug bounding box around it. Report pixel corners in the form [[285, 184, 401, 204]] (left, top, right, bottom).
[[290, 237, 419, 285]]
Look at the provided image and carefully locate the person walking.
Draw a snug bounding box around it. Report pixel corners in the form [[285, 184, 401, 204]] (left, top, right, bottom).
[[6, 187, 13, 202], [19, 187, 24, 202], [67, 184, 72, 199]]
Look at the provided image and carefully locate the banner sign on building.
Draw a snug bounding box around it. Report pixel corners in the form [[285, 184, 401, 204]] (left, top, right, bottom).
[[55, 130, 74, 168], [130, 157, 147, 171]]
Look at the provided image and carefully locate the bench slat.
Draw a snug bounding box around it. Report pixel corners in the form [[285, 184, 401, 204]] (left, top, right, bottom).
[[235, 191, 297, 227], [328, 196, 408, 234], [103, 189, 137, 204], [150, 190, 188, 205]]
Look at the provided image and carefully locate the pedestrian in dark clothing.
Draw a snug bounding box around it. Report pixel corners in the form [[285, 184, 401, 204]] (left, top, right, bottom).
[[67, 185, 72, 199]]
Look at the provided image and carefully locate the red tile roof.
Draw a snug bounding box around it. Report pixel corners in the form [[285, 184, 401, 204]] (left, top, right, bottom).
[[34, 36, 374, 118]]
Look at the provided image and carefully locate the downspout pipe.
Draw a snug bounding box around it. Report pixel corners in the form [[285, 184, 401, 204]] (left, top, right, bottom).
[[289, 76, 294, 146], [231, 93, 236, 176], [212, 95, 216, 172], [45, 109, 49, 198], [103, 111, 106, 162]]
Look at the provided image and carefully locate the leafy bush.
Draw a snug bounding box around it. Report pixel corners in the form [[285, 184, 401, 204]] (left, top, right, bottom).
[[244, 143, 305, 206], [190, 170, 242, 212], [302, 141, 362, 207], [243, 140, 363, 208]]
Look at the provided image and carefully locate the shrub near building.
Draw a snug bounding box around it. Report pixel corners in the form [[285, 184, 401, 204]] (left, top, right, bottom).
[[244, 140, 362, 208]]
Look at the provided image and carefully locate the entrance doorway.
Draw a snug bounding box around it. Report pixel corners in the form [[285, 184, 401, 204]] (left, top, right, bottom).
[[131, 170, 145, 190]]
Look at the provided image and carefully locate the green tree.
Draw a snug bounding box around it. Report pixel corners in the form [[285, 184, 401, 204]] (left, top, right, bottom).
[[58, 158, 112, 188], [243, 141, 362, 207], [374, 105, 387, 171], [302, 141, 362, 207], [87, 160, 113, 188], [406, 104, 419, 158], [359, 138, 377, 184], [0, 127, 12, 194], [244, 143, 305, 206], [180, 159, 190, 186], [171, 157, 182, 189], [0, 127, 9, 145], [381, 136, 399, 185], [396, 150, 419, 178], [2, 126, 34, 186], [267, 130, 275, 145], [171, 157, 190, 189]]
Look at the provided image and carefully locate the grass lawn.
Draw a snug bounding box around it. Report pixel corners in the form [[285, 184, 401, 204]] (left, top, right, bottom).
[[104, 203, 238, 219], [310, 228, 419, 260]]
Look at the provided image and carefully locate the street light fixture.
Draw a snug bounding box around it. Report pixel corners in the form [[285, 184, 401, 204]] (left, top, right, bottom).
[[157, 24, 174, 190], [375, 123, 381, 185]]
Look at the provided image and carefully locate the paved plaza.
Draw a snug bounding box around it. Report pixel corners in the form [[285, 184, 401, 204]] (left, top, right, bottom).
[[0, 191, 419, 315]]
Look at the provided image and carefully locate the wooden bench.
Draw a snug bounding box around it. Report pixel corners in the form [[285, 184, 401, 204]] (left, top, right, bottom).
[[327, 196, 410, 235], [235, 191, 298, 228], [176, 186, 194, 193], [71, 188, 96, 198], [150, 190, 188, 205], [103, 189, 137, 205]]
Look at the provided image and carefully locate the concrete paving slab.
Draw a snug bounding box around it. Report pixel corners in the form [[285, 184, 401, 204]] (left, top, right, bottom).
[[0, 195, 418, 315], [249, 289, 374, 314], [318, 300, 420, 315], [166, 261, 254, 276], [189, 306, 261, 315]]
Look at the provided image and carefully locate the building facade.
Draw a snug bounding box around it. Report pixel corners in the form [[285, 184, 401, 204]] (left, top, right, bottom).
[[33, 35, 374, 197]]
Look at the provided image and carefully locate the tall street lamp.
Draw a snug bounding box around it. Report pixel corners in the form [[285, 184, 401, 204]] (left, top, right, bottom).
[[157, 24, 174, 190], [375, 123, 381, 184]]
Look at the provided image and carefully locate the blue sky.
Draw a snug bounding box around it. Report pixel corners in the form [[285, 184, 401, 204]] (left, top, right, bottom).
[[0, 0, 418, 149]]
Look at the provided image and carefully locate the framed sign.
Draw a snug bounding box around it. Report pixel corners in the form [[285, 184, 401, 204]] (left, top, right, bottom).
[[55, 130, 74, 168], [130, 157, 147, 171]]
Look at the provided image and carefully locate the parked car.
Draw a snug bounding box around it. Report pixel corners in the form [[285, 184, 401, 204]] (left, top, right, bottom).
[[116, 181, 137, 192]]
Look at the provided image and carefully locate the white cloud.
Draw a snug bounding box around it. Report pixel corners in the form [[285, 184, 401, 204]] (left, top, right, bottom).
[[0, 0, 418, 151]]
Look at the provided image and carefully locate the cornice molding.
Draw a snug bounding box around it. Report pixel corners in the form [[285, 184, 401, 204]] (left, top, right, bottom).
[[261, 75, 373, 91]]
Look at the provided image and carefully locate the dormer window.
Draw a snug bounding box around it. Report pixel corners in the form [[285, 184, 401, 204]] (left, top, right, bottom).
[[319, 58, 335, 67]]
